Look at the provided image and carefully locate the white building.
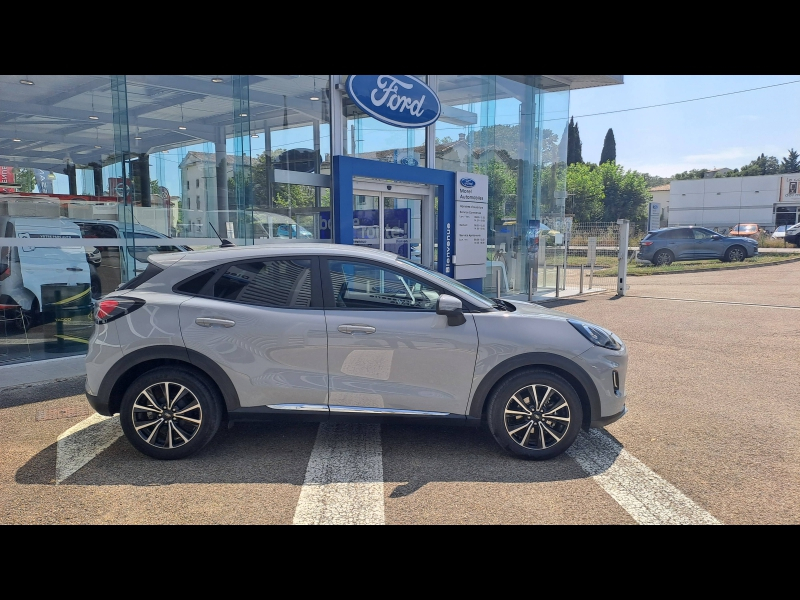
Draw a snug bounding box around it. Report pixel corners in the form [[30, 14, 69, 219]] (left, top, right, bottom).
[[668, 174, 800, 231]]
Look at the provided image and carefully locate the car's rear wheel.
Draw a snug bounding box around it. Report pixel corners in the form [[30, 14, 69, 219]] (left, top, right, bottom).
[[653, 249, 673, 266], [119, 367, 223, 460], [486, 369, 583, 460], [724, 245, 746, 262]]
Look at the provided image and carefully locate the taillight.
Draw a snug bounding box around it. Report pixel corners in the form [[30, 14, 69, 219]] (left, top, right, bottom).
[[640, 241, 653, 246], [94, 297, 145, 324]]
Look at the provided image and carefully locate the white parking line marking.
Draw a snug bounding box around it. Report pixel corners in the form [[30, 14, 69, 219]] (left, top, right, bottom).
[[293, 423, 384, 525], [56, 414, 122, 484], [567, 429, 721, 525]]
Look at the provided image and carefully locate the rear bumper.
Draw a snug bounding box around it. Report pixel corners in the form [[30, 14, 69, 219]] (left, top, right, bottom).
[[85, 380, 112, 416]]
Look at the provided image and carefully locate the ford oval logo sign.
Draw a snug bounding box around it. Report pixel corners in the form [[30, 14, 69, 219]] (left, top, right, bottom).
[[346, 75, 441, 129], [460, 177, 476, 187]]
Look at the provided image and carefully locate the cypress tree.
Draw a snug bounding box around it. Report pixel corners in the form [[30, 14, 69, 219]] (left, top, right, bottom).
[[600, 128, 617, 164]]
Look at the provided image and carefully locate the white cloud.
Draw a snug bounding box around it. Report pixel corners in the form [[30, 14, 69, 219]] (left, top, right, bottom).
[[684, 147, 752, 163]]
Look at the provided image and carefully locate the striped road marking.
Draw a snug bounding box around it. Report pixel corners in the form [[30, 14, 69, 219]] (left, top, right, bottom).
[[55, 414, 122, 484], [293, 423, 385, 525], [567, 429, 721, 525]]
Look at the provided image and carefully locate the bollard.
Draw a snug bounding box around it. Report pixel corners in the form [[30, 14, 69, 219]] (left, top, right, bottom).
[[528, 267, 534, 302], [543, 265, 547, 288], [580, 265, 585, 294], [555, 266, 561, 298], [496, 268, 501, 297]]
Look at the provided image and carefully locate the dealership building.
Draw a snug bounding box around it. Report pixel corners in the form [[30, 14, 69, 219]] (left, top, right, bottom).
[[0, 75, 622, 365]]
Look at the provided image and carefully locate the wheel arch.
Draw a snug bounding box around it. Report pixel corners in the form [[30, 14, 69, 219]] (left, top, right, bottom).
[[467, 352, 600, 430], [99, 346, 240, 416]]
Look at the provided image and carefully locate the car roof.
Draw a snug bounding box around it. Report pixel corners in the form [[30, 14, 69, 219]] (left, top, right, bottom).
[[147, 242, 405, 269]]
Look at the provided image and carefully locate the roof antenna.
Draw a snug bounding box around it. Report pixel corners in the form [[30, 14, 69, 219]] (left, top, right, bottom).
[[208, 221, 236, 248]]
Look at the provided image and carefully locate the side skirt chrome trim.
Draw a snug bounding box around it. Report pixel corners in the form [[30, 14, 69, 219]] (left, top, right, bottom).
[[328, 405, 450, 416], [266, 404, 329, 412]]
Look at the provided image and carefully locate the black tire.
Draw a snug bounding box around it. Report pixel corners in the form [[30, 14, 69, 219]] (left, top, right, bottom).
[[652, 249, 673, 266], [119, 366, 223, 460], [724, 245, 746, 262], [486, 369, 583, 460]]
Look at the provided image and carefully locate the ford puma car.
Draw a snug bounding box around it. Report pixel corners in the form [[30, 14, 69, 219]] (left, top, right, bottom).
[[85, 243, 628, 461]]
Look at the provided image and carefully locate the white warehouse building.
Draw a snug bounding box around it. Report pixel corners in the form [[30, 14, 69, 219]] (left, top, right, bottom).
[[668, 173, 800, 231]]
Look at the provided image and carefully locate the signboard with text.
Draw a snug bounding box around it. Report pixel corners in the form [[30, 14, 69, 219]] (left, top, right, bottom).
[[455, 172, 488, 280]]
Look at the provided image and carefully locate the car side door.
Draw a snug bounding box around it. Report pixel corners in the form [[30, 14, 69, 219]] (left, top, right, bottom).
[[691, 228, 719, 258], [322, 257, 479, 417], [178, 255, 329, 410]]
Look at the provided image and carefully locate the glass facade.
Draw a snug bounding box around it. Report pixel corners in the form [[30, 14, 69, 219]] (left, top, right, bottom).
[[0, 74, 583, 365]]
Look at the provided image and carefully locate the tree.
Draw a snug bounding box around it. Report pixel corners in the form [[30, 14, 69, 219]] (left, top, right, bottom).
[[781, 148, 800, 174], [473, 159, 517, 224], [639, 173, 671, 187], [736, 153, 780, 177], [566, 162, 604, 221], [673, 168, 709, 180], [600, 128, 616, 164], [13, 167, 36, 193], [567, 117, 583, 165], [597, 161, 650, 222]]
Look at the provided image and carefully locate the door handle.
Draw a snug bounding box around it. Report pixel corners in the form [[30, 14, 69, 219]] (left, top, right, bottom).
[[196, 317, 235, 328], [338, 324, 376, 335]]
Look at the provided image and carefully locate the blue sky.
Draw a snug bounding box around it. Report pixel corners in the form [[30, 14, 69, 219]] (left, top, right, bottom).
[[568, 75, 800, 178]]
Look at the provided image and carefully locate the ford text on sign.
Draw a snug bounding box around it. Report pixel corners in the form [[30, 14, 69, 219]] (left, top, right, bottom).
[[346, 76, 441, 129]]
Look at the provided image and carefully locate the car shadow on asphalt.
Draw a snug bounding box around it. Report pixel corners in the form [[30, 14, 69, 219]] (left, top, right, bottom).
[[15, 421, 624, 494], [381, 423, 600, 497]]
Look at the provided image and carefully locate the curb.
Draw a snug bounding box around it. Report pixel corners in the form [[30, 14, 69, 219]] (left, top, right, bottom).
[[0, 375, 85, 395], [627, 255, 800, 277]]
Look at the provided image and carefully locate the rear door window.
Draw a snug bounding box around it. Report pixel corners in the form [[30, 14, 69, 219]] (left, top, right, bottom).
[[206, 258, 318, 308]]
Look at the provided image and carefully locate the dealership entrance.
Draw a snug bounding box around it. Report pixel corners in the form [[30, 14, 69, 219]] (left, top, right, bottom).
[[352, 178, 434, 268]]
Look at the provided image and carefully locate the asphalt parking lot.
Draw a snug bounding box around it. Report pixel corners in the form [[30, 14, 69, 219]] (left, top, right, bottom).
[[1, 261, 798, 524]]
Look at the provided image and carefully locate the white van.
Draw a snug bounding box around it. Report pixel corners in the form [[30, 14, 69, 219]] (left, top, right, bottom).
[[0, 216, 92, 325]]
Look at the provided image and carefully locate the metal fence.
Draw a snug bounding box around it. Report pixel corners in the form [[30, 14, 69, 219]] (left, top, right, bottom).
[[540, 221, 638, 296], [486, 221, 640, 299]]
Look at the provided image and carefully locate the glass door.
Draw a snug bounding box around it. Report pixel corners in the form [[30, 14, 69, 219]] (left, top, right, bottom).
[[352, 185, 426, 263], [383, 195, 421, 263], [353, 194, 381, 250]]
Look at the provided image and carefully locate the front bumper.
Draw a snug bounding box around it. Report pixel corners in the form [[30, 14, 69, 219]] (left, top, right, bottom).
[[591, 406, 627, 428]]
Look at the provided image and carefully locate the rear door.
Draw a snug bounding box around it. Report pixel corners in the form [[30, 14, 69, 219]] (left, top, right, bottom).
[[178, 255, 329, 410]]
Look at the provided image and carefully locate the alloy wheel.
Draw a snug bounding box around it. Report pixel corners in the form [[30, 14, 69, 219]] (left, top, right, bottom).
[[729, 247, 745, 261], [504, 384, 571, 450], [131, 382, 203, 449]]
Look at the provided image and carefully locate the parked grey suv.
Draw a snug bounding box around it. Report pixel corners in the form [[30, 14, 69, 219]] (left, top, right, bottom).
[[84, 243, 628, 461], [638, 226, 758, 266]]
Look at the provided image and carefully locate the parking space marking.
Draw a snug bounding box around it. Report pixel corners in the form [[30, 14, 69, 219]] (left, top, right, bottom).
[[293, 423, 384, 525], [625, 295, 800, 310], [56, 414, 122, 484], [567, 429, 721, 525]]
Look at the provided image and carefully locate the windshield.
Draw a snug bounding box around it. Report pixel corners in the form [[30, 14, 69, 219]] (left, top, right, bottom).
[[396, 258, 496, 310]]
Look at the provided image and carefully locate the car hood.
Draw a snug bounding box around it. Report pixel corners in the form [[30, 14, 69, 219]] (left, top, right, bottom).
[[503, 299, 586, 323]]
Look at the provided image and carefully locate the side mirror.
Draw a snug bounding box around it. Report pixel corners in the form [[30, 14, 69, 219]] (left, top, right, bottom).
[[712, 235, 722, 240], [436, 294, 466, 326]]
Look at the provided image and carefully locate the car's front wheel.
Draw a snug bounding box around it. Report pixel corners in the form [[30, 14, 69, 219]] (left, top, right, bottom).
[[486, 369, 583, 460], [724, 245, 746, 262], [119, 367, 223, 460]]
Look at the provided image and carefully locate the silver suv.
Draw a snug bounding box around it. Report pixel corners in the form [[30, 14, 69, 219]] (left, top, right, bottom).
[[84, 243, 628, 460]]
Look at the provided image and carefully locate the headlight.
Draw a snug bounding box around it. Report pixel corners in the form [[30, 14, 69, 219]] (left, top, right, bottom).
[[568, 319, 622, 350]]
